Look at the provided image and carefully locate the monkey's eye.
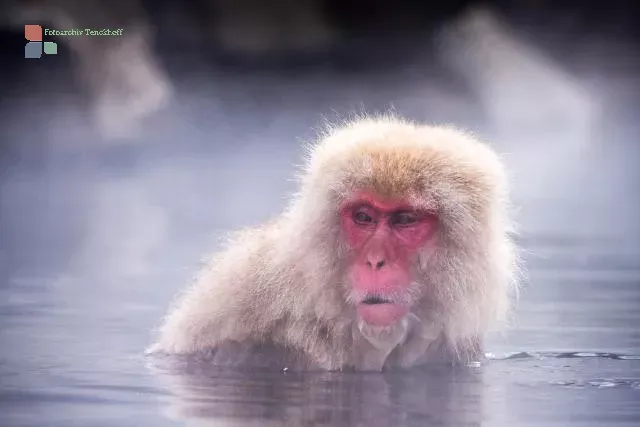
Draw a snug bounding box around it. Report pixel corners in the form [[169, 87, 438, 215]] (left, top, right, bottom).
[[353, 210, 375, 225], [391, 211, 418, 227]]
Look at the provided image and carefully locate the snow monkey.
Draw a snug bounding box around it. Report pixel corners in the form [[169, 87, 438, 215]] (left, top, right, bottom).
[[149, 115, 519, 371]]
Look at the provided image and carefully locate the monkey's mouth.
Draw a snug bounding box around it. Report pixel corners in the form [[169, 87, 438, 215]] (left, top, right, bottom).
[[357, 295, 409, 326], [361, 295, 392, 305]]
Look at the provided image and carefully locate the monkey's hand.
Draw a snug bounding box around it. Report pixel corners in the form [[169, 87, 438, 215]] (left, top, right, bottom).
[[394, 313, 441, 368], [352, 317, 410, 371]]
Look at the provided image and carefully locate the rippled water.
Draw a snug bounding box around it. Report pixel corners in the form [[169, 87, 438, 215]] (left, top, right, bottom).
[[1, 23, 640, 427]]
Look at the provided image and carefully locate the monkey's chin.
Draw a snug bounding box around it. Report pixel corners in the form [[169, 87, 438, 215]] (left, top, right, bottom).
[[357, 304, 409, 327]]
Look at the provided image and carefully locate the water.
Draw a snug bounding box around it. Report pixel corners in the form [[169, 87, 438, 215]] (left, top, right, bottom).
[[1, 20, 640, 427]]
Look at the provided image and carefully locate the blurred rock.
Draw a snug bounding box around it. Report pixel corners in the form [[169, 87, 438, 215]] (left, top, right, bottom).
[[436, 7, 600, 143]]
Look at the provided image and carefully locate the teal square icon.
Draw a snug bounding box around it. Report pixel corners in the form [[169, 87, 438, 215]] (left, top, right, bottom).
[[43, 41, 57, 55]]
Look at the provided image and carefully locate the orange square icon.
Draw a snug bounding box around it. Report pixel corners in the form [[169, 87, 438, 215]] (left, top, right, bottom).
[[25, 24, 42, 41]]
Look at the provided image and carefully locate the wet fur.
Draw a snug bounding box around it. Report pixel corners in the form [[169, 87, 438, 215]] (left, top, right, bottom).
[[149, 115, 520, 370]]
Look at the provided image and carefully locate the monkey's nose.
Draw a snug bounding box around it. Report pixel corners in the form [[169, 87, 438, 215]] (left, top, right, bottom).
[[366, 259, 386, 270]]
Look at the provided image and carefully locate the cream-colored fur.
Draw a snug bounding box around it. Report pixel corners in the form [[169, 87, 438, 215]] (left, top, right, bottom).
[[149, 115, 519, 370]]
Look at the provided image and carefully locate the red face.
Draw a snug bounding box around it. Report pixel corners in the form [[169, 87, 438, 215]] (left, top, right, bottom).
[[340, 191, 437, 327]]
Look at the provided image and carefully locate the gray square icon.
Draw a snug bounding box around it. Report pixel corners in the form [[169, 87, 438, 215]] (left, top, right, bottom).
[[25, 41, 42, 59]]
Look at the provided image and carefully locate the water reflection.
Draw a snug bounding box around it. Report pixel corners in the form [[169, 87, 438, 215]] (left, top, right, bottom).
[[150, 359, 484, 427]]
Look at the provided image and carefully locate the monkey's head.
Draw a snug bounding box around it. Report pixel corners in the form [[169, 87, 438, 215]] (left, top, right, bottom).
[[290, 116, 517, 344]]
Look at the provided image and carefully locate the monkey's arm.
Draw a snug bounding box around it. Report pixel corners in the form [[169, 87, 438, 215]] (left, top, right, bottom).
[[202, 340, 314, 369], [150, 228, 278, 355]]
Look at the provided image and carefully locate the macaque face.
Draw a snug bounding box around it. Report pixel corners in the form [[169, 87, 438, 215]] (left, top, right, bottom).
[[339, 191, 438, 327]]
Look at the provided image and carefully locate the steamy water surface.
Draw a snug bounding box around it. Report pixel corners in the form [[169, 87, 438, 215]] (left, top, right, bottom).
[[1, 25, 640, 427]]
